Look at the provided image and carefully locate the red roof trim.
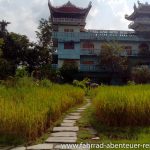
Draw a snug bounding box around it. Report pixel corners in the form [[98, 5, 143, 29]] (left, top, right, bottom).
[[48, 0, 92, 14]]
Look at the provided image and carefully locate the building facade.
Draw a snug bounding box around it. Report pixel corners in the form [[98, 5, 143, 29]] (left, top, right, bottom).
[[49, 0, 150, 82]]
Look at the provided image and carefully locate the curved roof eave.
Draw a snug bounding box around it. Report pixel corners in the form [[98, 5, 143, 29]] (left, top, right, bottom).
[[48, 0, 92, 16]]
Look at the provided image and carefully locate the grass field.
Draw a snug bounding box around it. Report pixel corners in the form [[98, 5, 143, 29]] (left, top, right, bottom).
[[91, 85, 150, 127], [78, 108, 150, 150], [81, 85, 150, 149], [0, 77, 84, 145]]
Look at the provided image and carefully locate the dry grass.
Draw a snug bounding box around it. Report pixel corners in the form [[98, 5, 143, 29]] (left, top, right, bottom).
[[0, 77, 84, 144], [92, 85, 150, 127]]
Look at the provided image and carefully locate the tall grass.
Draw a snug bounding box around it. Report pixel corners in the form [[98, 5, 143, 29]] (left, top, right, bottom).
[[0, 77, 84, 144], [92, 85, 150, 127]]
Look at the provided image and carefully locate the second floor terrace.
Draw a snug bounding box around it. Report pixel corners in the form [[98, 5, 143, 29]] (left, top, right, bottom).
[[52, 30, 150, 42]]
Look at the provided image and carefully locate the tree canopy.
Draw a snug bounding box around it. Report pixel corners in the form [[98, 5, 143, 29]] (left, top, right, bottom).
[[0, 18, 53, 79], [100, 42, 128, 75]]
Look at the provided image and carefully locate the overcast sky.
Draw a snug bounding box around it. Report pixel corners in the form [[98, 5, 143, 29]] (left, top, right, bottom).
[[0, 0, 149, 41]]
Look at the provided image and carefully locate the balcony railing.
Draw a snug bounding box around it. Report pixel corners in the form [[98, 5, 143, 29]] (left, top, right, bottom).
[[52, 30, 150, 42], [80, 64, 110, 72], [80, 49, 100, 55], [120, 50, 139, 56], [88, 30, 134, 34], [52, 18, 85, 25], [80, 49, 139, 56]]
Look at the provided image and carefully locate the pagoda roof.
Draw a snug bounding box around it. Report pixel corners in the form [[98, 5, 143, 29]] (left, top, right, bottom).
[[125, 1, 150, 20], [48, 0, 92, 16]]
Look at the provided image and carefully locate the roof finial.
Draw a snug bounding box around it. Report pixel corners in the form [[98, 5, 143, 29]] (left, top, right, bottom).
[[48, 0, 51, 7], [88, 1, 92, 8], [137, 0, 142, 6], [134, 3, 137, 10]]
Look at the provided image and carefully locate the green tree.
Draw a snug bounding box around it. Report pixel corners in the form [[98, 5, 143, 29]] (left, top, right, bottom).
[[33, 18, 54, 79], [35, 18, 53, 65], [0, 38, 4, 56], [100, 42, 128, 76], [60, 61, 78, 82], [0, 19, 54, 79], [0, 20, 10, 35], [36, 18, 52, 49]]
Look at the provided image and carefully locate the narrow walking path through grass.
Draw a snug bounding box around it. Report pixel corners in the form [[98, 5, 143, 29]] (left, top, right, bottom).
[[8, 98, 91, 150]]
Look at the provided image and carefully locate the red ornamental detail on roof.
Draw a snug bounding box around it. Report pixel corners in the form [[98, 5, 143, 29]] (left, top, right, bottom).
[[48, 0, 92, 14]]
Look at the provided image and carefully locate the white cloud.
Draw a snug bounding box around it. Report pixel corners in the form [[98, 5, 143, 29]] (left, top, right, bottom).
[[0, 0, 50, 41]]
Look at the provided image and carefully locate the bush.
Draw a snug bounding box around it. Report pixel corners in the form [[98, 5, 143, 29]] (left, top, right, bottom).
[[0, 59, 16, 79], [15, 66, 28, 78], [127, 80, 136, 86], [131, 65, 150, 84], [40, 79, 52, 88], [73, 78, 91, 89]]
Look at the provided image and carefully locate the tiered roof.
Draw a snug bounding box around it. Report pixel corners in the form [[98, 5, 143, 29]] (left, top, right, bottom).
[[125, 1, 150, 20], [48, 0, 92, 19]]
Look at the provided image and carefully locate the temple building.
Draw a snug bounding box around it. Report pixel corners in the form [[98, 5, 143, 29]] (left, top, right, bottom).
[[125, 1, 150, 34], [49, 0, 150, 82]]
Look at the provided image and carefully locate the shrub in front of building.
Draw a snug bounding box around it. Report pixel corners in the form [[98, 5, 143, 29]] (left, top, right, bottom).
[[60, 61, 78, 82], [131, 65, 150, 84]]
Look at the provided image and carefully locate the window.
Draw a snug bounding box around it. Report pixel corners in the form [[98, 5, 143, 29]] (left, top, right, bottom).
[[124, 46, 132, 55], [82, 42, 94, 49], [139, 43, 150, 55], [64, 29, 74, 32], [64, 42, 74, 49], [121, 46, 132, 55]]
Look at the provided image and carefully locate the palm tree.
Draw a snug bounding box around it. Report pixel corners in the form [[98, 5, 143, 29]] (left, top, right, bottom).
[[0, 20, 10, 34]]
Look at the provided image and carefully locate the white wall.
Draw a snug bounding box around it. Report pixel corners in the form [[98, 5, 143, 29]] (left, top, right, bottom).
[[58, 25, 81, 32]]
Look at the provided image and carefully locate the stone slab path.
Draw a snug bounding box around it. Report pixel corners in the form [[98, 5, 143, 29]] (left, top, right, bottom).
[[2, 98, 91, 150]]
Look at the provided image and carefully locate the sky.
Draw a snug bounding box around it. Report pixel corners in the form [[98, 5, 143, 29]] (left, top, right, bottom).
[[0, 0, 149, 41]]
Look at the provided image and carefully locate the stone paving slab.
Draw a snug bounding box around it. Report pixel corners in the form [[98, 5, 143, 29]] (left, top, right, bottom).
[[65, 116, 81, 120], [63, 120, 76, 123], [53, 127, 79, 132], [61, 122, 75, 127], [54, 145, 63, 150], [11, 147, 26, 150], [76, 109, 84, 112], [78, 108, 86, 110], [27, 144, 53, 150], [51, 132, 77, 137], [46, 137, 77, 144], [69, 113, 80, 116]]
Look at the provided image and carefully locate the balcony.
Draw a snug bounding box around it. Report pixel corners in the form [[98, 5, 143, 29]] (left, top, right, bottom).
[[52, 18, 85, 25], [80, 64, 110, 72], [120, 50, 139, 56], [52, 30, 150, 42], [80, 49, 100, 55], [80, 49, 139, 57], [80, 64, 97, 72], [58, 50, 80, 59]]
